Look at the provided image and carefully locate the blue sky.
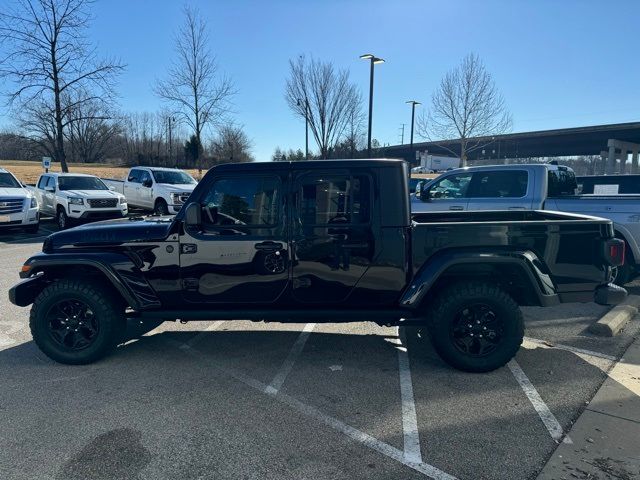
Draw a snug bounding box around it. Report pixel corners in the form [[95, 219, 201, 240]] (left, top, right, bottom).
[[4, 0, 640, 161]]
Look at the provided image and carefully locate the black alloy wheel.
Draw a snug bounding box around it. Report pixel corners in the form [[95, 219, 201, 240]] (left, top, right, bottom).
[[45, 299, 99, 351]]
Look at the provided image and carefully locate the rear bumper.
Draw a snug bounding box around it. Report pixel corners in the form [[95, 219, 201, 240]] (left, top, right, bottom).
[[594, 283, 628, 306]]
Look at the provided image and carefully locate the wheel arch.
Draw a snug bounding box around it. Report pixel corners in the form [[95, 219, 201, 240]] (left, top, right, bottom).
[[15, 255, 160, 310], [400, 250, 560, 310]]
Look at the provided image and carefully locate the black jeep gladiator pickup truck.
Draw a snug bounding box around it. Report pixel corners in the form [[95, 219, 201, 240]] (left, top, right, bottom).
[[9, 159, 627, 372]]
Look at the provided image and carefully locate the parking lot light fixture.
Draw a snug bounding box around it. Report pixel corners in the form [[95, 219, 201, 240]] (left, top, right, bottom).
[[360, 53, 385, 157]]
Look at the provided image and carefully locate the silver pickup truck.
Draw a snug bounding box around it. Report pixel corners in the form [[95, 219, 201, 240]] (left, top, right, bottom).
[[411, 163, 640, 285]]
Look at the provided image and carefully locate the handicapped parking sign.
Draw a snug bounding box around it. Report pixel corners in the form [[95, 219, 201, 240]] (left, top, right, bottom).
[[42, 157, 51, 172]]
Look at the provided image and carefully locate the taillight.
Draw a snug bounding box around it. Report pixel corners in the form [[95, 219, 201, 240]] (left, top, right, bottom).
[[604, 239, 625, 267]]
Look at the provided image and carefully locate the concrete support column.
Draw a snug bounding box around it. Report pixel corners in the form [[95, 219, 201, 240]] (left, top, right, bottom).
[[632, 149, 639, 174], [607, 144, 617, 174], [600, 150, 608, 175], [620, 148, 628, 174]]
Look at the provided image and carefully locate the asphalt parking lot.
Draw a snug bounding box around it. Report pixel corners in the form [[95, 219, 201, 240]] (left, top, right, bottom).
[[1, 222, 639, 480]]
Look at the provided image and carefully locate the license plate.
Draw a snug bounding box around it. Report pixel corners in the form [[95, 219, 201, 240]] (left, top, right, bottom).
[[0, 215, 10, 223]]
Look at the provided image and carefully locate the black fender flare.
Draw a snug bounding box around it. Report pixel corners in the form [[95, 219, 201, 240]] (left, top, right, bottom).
[[12, 252, 161, 310], [399, 249, 559, 309]]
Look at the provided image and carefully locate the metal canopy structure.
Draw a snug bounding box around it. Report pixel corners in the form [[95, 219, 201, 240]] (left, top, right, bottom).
[[379, 121, 640, 163]]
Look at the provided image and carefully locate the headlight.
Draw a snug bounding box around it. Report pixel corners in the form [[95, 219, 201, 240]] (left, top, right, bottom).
[[171, 192, 186, 204], [30, 197, 37, 208], [68, 197, 84, 205], [119, 196, 126, 204]]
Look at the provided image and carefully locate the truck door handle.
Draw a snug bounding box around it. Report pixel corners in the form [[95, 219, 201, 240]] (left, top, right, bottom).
[[255, 241, 283, 251], [449, 206, 464, 211], [181, 244, 197, 254]]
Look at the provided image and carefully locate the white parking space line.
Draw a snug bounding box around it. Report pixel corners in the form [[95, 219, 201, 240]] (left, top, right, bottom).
[[508, 359, 570, 444], [171, 338, 457, 480], [397, 328, 423, 463], [523, 336, 616, 361], [265, 323, 315, 395], [180, 321, 226, 349]]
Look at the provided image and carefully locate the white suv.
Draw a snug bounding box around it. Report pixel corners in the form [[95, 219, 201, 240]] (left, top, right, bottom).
[[0, 168, 40, 233], [30, 173, 128, 229]]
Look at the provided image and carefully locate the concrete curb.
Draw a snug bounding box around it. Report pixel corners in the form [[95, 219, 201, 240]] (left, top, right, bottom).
[[589, 295, 640, 337]]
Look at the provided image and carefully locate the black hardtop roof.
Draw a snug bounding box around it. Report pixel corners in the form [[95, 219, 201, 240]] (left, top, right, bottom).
[[210, 158, 406, 174]]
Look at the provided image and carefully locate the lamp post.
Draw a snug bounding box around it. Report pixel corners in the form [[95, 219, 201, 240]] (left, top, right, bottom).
[[168, 116, 175, 166], [360, 53, 385, 157], [405, 100, 420, 159], [297, 98, 309, 159]]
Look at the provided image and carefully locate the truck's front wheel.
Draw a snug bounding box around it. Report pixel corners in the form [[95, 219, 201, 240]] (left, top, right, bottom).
[[427, 281, 523, 372], [29, 279, 125, 364]]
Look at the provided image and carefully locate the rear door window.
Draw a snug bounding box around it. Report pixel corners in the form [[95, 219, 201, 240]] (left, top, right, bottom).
[[299, 175, 371, 225], [37, 176, 49, 189], [468, 171, 528, 198]]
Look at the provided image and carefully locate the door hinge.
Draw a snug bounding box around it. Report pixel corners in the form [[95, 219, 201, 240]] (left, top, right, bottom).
[[181, 243, 197, 254]]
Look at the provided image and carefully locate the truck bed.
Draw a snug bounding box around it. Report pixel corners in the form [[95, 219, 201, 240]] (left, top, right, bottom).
[[411, 209, 611, 224]]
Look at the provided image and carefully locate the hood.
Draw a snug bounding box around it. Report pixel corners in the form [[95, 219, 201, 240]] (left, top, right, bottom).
[[0, 187, 30, 198], [156, 183, 196, 193], [62, 189, 123, 199], [44, 216, 174, 251]]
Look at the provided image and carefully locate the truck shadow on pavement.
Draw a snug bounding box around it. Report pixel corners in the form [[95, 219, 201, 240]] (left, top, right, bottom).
[[0, 329, 636, 480]]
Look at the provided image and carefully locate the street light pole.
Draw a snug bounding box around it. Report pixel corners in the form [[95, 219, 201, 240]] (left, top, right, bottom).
[[406, 100, 421, 161], [360, 53, 384, 158], [298, 98, 310, 160]]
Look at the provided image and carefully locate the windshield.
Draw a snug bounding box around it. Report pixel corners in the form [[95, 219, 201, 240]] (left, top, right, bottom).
[[58, 176, 108, 191], [0, 172, 21, 188], [151, 170, 196, 185]]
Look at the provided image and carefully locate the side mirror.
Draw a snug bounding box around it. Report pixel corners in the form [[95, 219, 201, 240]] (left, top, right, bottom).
[[108, 185, 116, 191], [142, 179, 152, 188], [184, 202, 202, 227], [419, 187, 431, 202], [45, 186, 55, 193]]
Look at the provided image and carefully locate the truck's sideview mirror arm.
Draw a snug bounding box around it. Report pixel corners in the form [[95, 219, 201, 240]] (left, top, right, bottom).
[[420, 188, 431, 202], [184, 202, 202, 227]]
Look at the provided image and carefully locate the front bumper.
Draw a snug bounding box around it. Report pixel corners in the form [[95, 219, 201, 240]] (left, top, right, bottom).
[[169, 204, 183, 214], [67, 207, 128, 220], [0, 207, 39, 228], [594, 283, 628, 306]]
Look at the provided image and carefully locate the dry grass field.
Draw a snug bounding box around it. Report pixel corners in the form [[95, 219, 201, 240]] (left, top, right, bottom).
[[0, 160, 203, 184]]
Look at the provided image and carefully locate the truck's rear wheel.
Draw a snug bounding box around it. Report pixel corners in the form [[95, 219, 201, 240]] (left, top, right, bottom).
[[29, 279, 125, 364], [427, 281, 523, 372]]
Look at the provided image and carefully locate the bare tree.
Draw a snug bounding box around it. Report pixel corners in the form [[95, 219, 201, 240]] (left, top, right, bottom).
[[0, 0, 124, 171], [285, 55, 362, 159], [155, 6, 235, 169], [417, 53, 512, 166], [209, 125, 254, 164], [66, 94, 119, 163]]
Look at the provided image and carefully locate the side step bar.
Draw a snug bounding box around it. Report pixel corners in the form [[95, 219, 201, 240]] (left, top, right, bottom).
[[135, 309, 425, 324]]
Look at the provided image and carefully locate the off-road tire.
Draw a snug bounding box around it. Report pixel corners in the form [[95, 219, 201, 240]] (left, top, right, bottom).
[[426, 281, 523, 372], [29, 279, 125, 365]]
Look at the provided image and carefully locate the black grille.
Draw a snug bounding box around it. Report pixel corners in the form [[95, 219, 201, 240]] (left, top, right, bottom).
[[0, 198, 24, 214], [88, 198, 118, 208]]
